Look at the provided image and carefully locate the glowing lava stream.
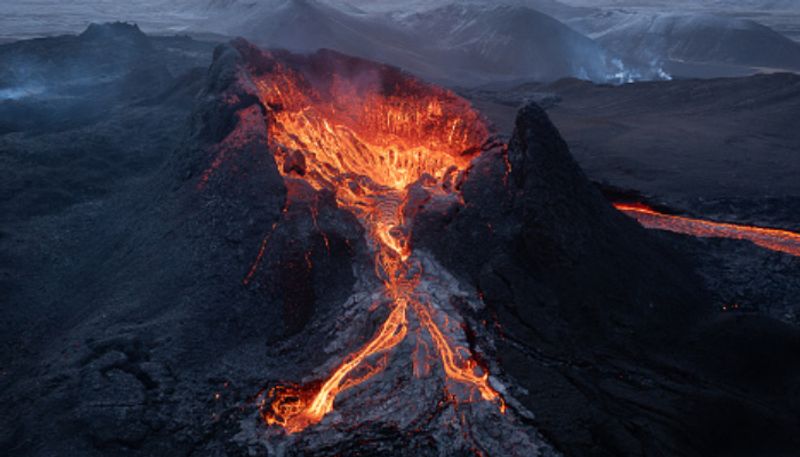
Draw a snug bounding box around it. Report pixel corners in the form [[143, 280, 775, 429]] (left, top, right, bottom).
[[614, 202, 800, 257], [252, 52, 504, 434]]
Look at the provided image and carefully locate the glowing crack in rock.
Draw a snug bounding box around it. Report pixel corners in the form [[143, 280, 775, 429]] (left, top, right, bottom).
[[231, 50, 504, 434], [614, 202, 800, 258]]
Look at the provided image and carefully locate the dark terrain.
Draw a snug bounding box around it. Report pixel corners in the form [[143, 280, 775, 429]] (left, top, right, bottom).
[[2, 23, 800, 457], [464, 74, 800, 326]]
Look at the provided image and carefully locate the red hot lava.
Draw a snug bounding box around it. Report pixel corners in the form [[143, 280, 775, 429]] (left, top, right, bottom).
[[615, 202, 800, 257], [239, 50, 503, 433]]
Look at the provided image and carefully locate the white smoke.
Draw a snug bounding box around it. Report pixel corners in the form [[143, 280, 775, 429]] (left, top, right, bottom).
[[604, 57, 672, 85], [0, 85, 45, 101]]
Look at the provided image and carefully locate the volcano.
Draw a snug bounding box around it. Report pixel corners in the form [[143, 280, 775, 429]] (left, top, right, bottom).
[[175, 40, 800, 456], [253, 51, 503, 432], [195, 42, 548, 453], [4, 30, 800, 457]]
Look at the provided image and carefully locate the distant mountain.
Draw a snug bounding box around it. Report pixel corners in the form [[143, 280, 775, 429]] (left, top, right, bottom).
[[337, 0, 591, 18], [393, 4, 625, 83], [0, 23, 188, 133], [557, 0, 800, 10], [0, 0, 201, 41], [198, 0, 654, 85], [570, 11, 800, 73], [200, 0, 451, 79]]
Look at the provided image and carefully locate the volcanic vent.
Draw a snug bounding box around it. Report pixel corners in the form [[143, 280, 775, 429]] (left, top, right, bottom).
[[194, 43, 553, 454], [252, 49, 505, 433]]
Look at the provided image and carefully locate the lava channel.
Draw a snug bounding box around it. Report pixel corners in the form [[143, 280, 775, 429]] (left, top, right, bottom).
[[614, 202, 800, 257], [243, 50, 504, 433]]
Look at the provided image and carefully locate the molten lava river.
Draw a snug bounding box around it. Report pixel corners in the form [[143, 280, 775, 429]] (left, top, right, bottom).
[[614, 202, 800, 258], [239, 52, 508, 436]]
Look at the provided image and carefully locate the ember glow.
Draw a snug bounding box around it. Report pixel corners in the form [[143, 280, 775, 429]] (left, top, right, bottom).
[[614, 202, 800, 257], [246, 50, 503, 433]]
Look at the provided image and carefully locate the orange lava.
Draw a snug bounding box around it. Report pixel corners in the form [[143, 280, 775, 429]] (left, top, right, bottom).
[[250, 51, 503, 433], [614, 202, 800, 257]]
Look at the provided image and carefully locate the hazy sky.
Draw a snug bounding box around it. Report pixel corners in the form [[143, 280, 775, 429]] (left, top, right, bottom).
[[1, 0, 799, 42]]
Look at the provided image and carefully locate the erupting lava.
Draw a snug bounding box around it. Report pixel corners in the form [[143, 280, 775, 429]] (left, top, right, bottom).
[[615, 202, 800, 257], [246, 50, 503, 433]]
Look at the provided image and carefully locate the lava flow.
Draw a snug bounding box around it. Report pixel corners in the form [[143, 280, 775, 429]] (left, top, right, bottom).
[[248, 50, 503, 433], [615, 202, 800, 257]]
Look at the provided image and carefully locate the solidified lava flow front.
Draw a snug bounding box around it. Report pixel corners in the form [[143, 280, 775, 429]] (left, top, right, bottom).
[[244, 51, 505, 434]]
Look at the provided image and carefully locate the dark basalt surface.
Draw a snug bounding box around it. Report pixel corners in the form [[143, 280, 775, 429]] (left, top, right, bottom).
[[415, 103, 800, 457], [464, 73, 800, 331], [2, 25, 799, 457]]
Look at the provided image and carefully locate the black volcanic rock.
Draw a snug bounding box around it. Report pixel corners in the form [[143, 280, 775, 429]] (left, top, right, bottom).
[[2, 37, 368, 456], [413, 103, 800, 456], [3, 33, 800, 457], [415, 102, 704, 345], [171, 39, 372, 347]]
